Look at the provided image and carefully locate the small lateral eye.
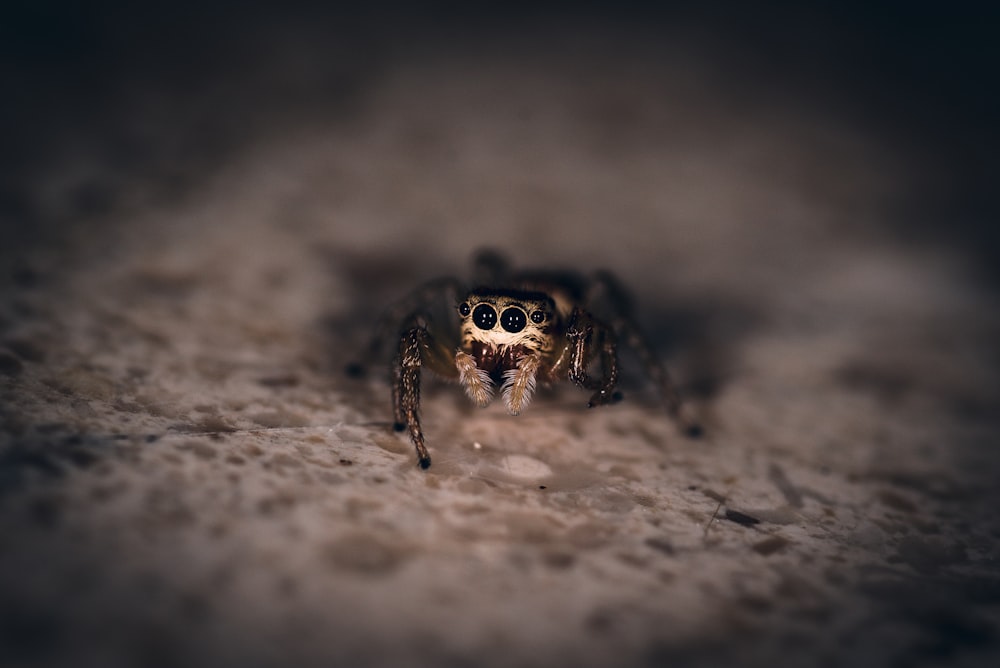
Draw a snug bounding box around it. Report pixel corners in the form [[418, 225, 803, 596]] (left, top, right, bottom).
[[530, 310, 546, 324], [500, 307, 527, 333], [458, 302, 471, 317], [472, 304, 497, 330]]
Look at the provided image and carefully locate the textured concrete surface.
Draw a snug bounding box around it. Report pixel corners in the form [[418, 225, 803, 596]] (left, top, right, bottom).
[[2, 7, 999, 668]]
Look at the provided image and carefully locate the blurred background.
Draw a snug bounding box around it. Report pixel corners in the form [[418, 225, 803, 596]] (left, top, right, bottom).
[[2, 1, 998, 273], [2, 3, 999, 668]]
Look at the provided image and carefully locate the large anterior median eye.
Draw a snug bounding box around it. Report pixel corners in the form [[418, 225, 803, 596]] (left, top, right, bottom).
[[500, 307, 526, 333], [472, 304, 497, 330]]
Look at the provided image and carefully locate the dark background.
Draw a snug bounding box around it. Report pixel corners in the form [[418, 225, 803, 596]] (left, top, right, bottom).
[[2, 1, 998, 281], [1, 4, 998, 667]]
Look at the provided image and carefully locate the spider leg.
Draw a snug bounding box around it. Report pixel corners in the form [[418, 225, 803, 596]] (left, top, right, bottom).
[[501, 352, 542, 415], [566, 308, 619, 408], [588, 271, 701, 437], [454, 350, 494, 407], [347, 277, 463, 377], [392, 319, 460, 469]]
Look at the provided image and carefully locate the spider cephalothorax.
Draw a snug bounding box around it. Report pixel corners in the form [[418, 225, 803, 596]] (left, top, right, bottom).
[[349, 252, 699, 469], [455, 289, 557, 412]]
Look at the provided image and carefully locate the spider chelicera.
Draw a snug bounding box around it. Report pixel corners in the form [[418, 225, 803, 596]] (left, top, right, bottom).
[[347, 251, 700, 469]]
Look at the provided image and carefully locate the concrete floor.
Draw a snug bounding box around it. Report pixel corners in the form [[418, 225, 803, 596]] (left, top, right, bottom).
[[2, 8, 999, 668]]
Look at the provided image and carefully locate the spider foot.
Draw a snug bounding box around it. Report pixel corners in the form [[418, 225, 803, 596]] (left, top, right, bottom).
[[674, 403, 703, 438], [587, 389, 622, 408], [684, 422, 704, 438], [344, 361, 367, 378]]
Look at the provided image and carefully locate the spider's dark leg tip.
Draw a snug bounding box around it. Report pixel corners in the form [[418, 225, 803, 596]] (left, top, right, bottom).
[[344, 362, 366, 378], [418, 456, 432, 469], [587, 390, 620, 408], [393, 422, 406, 432]]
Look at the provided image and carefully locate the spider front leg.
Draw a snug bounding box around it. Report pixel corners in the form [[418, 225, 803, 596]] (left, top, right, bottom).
[[566, 308, 620, 408], [502, 352, 542, 415], [454, 350, 494, 407], [393, 321, 458, 469]]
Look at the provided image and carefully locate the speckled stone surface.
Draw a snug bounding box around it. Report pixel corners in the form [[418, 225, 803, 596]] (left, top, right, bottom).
[[2, 12, 999, 668]]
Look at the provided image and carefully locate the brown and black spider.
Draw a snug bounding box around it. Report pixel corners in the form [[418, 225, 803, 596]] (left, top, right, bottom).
[[347, 251, 701, 469]]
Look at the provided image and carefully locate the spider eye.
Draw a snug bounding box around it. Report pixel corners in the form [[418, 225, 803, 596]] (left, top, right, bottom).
[[500, 307, 526, 333], [458, 302, 471, 317], [530, 310, 546, 324], [472, 304, 497, 330]]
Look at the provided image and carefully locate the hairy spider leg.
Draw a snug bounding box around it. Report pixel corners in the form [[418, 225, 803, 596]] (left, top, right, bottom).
[[588, 272, 702, 436], [454, 350, 494, 406], [393, 319, 460, 469], [501, 351, 542, 415], [349, 277, 463, 376], [566, 307, 620, 408]]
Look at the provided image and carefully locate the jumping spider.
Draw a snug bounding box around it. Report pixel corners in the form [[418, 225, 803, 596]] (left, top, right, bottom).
[[348, 252, 700, 469]]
